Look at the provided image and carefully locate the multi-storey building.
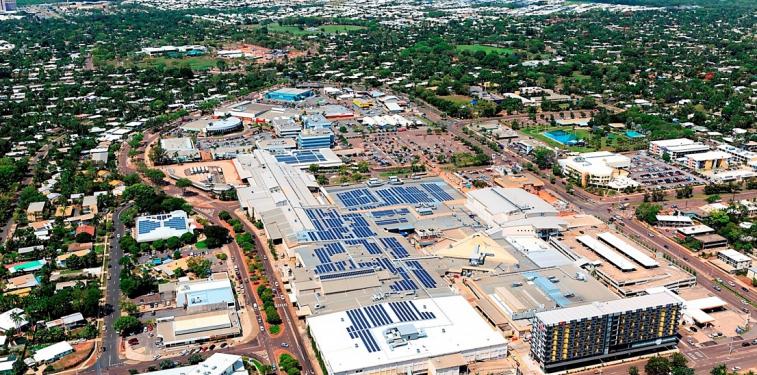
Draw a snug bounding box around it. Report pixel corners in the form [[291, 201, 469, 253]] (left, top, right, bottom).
[[531, 291, 682, 373], [297, 127, 333, 149], [648, 138, 709, 159]]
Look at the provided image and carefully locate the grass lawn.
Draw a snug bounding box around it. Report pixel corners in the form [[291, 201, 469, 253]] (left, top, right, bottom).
[[456, 44, 515, 55], [440, 95, 474, 106], [94, 244, 105, 254], [266, 23, 313, 35], [571, 71, 591, 81], [320, 25, 367, 33], [195, 240, 208, 249], [521, 126, 598, 152], [137, 56, 218, 71]]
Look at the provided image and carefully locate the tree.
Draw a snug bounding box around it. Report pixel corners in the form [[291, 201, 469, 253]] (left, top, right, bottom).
[[662, 152, 671, 162], [629, 366, 639, 375], [635, 202, 662, 224], [176, 178, 192, 194], [710, 364, 727, 375], [219, 211, 232, 222], [644, 356, 671, 375], [187, 256, 211, 278], [532, 147, 555, 169], [144, 169, 165, 185], [188, 354, 204, 365], [149, 140, 167, 165], [670, 353, 688, 370], [204, 225, 230, 248], [114, 316, 143, 337], [706, 194, 721, 203], [159, 360, 176, 370]]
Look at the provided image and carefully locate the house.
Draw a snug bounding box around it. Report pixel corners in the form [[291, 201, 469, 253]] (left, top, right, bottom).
[[45, 313, 85, 330], [0, 308, 28, 332], [81, 195, 98, 215], [56, 249, 92, 268], [75, 224, 95, 238], [5, 274, 40, 290], [26, 201, 46, 222], [31, 341, 74, 364]]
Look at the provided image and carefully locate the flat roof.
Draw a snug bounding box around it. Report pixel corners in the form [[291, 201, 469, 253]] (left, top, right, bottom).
[[656, 215, 693, 223], [535, 291, 681, 325], [467, 187, 557, 217], [719, 249, 751, 262], [598, 232, 658, 268], [677, 225, 714, 235], [686, 151, 732, 161], [650, 138, 695, 147], [577, 235, 636, 271], [307, 295, 507, 374]]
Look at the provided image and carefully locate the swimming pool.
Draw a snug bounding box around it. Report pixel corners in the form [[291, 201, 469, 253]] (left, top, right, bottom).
[[625, 130, 645, 138], [544, 130, 579, 145]]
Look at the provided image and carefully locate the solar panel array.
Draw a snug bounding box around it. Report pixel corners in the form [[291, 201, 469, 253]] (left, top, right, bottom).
[[371, 208, 411, 218], [274, 149, 328, 164], [407, 260, 437, 289], [335, 184, 456, 210], [304, 208, 376, 241], [137, 214, 188, 235], [138, 220, 161, 234], [380, 237, 409, 259], [344, 301, 437, 353]]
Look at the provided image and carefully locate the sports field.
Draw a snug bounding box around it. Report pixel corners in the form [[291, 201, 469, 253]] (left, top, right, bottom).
[[456, 44, 515, 55]]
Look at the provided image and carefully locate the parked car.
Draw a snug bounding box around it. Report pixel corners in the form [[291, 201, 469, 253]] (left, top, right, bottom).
[[280, 343, 289, 348]]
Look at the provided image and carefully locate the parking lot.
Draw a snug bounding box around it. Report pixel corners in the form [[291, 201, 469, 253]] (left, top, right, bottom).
[[627, 152, 705, 189]]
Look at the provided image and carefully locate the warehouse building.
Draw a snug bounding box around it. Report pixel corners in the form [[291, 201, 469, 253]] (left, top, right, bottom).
[[264, 88, 314, 102], [213, 101, 272, 123], [308, 295, 507, 375], [531, 291, 682, 372], [467, 188, 557, 227]]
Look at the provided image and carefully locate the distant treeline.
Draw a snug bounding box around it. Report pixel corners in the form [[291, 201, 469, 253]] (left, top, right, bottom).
[[583, 0, 756, 8]]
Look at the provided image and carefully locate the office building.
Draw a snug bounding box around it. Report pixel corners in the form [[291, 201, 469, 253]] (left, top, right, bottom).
[[648, 138, 709, 158], [684, 151, 731, 171], [531, 291, 682, 372], [297, 128, 334, 149], [303, 113, 332, 129], [717, 249, 752, 272], [175, 273, 236, 309], [559, 151, 638, 189], [1, 0, 16, 12], [272, 118, 301, 138], [718, 144, 757, 165]]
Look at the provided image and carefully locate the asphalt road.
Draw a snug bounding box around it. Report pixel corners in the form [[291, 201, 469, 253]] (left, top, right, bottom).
[[92, 203, 131, 374]]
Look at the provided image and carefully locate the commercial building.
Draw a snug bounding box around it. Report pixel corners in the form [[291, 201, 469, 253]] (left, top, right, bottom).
[[264, 88, 314, 102], [531, 291, 682, 372], [655, 215, 694, 227], [297, 128, 334, 149], [135, 210, 192, 243], [716, 249, 752, 272], [159, 137, 200, 162], [321, 104, 354, 120], [175, 274, 236, 310], [272, 117, 301, 138], [559, 229, 696, 297], [308, 295, 507, 375], [213, 101, 272, 123], [204, 117, 243, 136], [302, 113, 332, 129], [648, 138, 709, 158], [255, 138, 297, 152], [717, 144, 757, 165], [140, 353, 246, 375], [684, 151, 731, 171], [155, 310, 241, 347], [558, 152, 638, 189], [1, 0, 17, 12], [466, 187, 558, 228]]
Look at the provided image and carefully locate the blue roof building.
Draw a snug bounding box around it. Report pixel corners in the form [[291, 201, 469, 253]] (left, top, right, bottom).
[[303, 113, 333, 129], [264, 88, 314, 102], [297, 128, 334, 150], [176, 274, 236, 309]]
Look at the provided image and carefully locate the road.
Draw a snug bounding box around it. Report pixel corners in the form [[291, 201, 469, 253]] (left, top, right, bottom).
[[92, 203, 131, 374], [115, 133, 313, 372]]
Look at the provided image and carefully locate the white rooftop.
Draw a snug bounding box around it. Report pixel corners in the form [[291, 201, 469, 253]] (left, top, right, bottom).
[[0, 308, 28, 331], [307, 295, 507, 374], [719, 249, 751, 263], [536, 291, 681, 325], [140, 353, 246, 375], [33, 341, 73, 363], [686, 151, 732, 161]]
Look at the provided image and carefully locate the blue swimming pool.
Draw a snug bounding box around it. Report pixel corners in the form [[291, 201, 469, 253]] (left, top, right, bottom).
[[625, 130, 645, 138], [544, 130, 579, 145]]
